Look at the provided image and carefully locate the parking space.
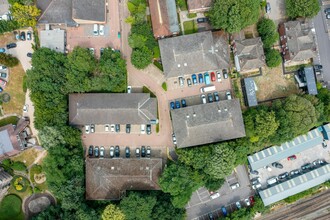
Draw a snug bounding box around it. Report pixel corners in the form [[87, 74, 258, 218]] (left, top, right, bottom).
[[267, 0, 287, 24], [90, 124, 156, 134], [186, 165, 254, 220], [322, 1, 330, 34], [250, 139, 330, 188]]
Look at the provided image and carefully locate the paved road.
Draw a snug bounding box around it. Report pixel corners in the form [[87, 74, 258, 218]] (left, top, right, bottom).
[[313, 8, 330, 85]]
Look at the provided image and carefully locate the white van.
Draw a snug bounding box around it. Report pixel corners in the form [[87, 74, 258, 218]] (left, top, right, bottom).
[[93, 24, 99, 36], [200, 85, 216, 93]]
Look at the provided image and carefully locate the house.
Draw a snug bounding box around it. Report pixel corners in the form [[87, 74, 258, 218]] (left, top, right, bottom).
[[40, 25, 66, 53], [37, 0, 106, 26], [296, 66, 318, 95], [85, 157, 163, 200], [0, 167, 12, 201], [171, 99, 246, 148], [187, 0, 212, 13], [0, 125, 21, 159], [234, 37, 265, 73], [242, 78, 258, 107], [0, 0, 10, 21], [69, 93, 158, 126], [148, 0, 179, 38], [159, 31, 230, 79], [279, 20, 317, 63]]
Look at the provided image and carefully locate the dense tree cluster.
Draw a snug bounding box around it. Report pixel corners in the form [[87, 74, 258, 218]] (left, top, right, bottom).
[[285, 0, 320, 18], [10, 2, 41, 27], [209, 0, 260, 33], [0, 53, 19, 67], [265, 49, 282, 67], [0, 20, 20, 35]]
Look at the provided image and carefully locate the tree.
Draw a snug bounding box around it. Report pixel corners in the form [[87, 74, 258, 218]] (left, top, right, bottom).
[[176, 145, 212, 170], [10, 3, 41, 27], [0, 20, 20, 34], [102, 204, 125, 220], [285, 0, 320, 18], [127, 0, 146, 24], [39, 127, 66, 150], [152, 193, 186, 220], [0, 53, 19, 67], [131, 46, 153, 69], [257, 18, 279, 48], [128, 33, 147, 49], [120, 192, 156, 220], [209, 0, 260, 33], [265, 49, 282, 67]]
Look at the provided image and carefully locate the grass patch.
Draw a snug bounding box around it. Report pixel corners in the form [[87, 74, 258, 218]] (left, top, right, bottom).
[[284, 63, 312, 72], [0, 115, 19, 127], [176, 0, 188, 11], [11, 148, 42, 168], [8, 183, 32, 200], [2, 62, 26, 115], [183, 20, 198, 35], [153, 46, 160, 59], [156, 123, 159, 133], [0, 194, 24, 220], [162, 82, 167, 91], [22, 75, 27, 93], [187, 13, 197, 18], [153, 61, 163, 71], [143, 86, 156, 98]]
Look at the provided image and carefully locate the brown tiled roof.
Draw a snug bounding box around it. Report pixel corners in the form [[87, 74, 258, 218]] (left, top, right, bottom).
[[0, 124, 21, 159], [187, 0, 212, 13], [86, 158, 163, 200]]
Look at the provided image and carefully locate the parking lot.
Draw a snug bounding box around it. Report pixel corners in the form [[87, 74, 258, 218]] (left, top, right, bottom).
[[187, 165, 255, 220], [251, 139, 330, 188]]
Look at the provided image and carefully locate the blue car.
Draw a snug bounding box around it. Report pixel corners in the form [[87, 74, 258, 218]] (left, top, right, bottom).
[[0, 87, 3, 93], [170, 102, 175, 109], [0, 48, 5, 53], [204, 72, 211, 85], [192, 74, 197, 84], [181, 99, 187, 107], [175, 101, 180, 109], [198, 73, 204, 84], [221, 206, 227, 217]]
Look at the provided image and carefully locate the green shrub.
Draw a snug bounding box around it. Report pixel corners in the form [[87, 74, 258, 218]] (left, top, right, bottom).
[[162, 82, 167, 91], [11, 161, 27, 171], [187, 13, 197, 18], [153, 61, 163, 71], [265, 49, 282, 67], [0, 20, 20, 34], [0, 53, 19, 67], [22, 75, 27, 92]]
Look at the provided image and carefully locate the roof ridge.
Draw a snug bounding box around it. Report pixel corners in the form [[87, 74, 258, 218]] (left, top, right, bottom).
[[38, 0, 56, 21]]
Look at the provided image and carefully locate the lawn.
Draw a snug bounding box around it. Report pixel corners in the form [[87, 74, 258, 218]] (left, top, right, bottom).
[[8, 183, 33, 200], [0, 194, 24, 220], [11, 148, 42, 167], [0, 115, 19, 127], [183, 21, 198, 35]]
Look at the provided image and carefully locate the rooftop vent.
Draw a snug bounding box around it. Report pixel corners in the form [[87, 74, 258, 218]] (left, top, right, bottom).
[[184, 63, 187, 66], [178, 64, 181, 67], [224, 108, 228, 111], [186, 114, 190, 118], [111, 167, 114, 170], [218, 109, 221, 113]]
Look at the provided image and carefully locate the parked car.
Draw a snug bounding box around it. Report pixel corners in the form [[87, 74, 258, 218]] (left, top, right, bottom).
[[100, 146, 105, 158], [20, 31, 26, 41], [236, 201, 241, 209], [27, 53, 33, 58], [172, 133, 177, 145], [99, 25, 104, 35], [217, 71, 222, 82], [226, 91, 232, 100], [127, 85, 132, 93], [0, 87, 3, 93], [324, 8, 330, 14], [214, 92, 219, 102], [179, 76, 184, 86], [27, 31, 32, 40], [250, 170, 259, 175], [266, 2, 271, 13], [135, 147, 140, 157], [88, 145, 93, 156], [249, 196, 255, 206], [252, 183, 261, 189], [115, 124, 120, 132], [230, 182, 240, 190], [271, 162, 283, 169], [6, 43, 17, 49], [0, 48, 5, 53], [14, 31, 20, 40], [94, 146, 99, 157], [115, 146, 120, 157], [110, 124, 115, 132], [327, 13, 330, 19], [90, 124, 95, 133], [192, 74, 197, 84], [104, 124, 109, 132], [207, 93, 213, 103], [245, 198, 251, 206], [278, 172, 289, 180], [175, 100, 180, 109], [201, 94, 206, 104], [267, 176, 278, 185], [322, 141, 327, 148], [251, 177, 261, 185], [210, 72, 216, 81], [223, 69, 228, 79], [204, 72, 211, 85], [110, 146, 114, 158], [210, 192, 220, 199], [0, 72, 7, 78], [290, 169, 300, 177], [287, 155, 297, 161], [93, 24, 99, 35], [100, 48, 104, 56], [89, 48, 95, 55], [170, 102, 175, 110], [312, 159, 325, 167], [221, 206, 227, 217], [301, 163, 312, 171], [85, 125, 90, 134], [198, 73, 204, 84], [208, 213, 214, 220], [125, 146, 130, 158], [146, 146, 151, 158], [146, 124, 151, 135], [141, 124, 146, 134], [141, 146, 146, 157], [0, 78, 8, 86], [181, 99, 187, 107], [0, 65, 6, 70], [197, 17, 208, 23], [314, 65, 323, 71], [126, 124, 131, 133], [187, 78, 192, 87]]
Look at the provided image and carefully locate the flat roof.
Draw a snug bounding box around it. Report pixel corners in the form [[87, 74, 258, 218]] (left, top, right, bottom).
[[85, 158, 163, 200], [243, 78, 258, 107], [248, 127, 324, 171], [259, 164, 330, 206], [304, 67, 317, 95], [322, 124, 330, 140], [40, 29, 66, 53]]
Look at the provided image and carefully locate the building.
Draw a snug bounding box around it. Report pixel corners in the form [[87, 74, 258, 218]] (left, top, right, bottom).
[[148, 0, 179, 38], [234, 37, 265, 72], [85, 158, 163, 200], [259, 163, 330, 206], [159, 31, 230, 79], [0, 125, 21, 159], [187, 0, 212, 13], [242, 78, 258, 107], [296, 67, 317, 95], [279, 20, 317, 63], [40, 26, 66, 53], [171, 99, 246, 148], [0, 0, 10, 21], [37, 0, 106, 26], [69, 93, 158, 126], [0, 167, 12, 201]]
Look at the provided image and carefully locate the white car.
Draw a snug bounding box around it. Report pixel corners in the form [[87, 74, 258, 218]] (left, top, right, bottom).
[[226, 91, 232, 100], [127, 86, 132, 93], [217, 71, 222, 82], [89, 48, 95, 55], [110, 124, 115, 132], [99, 25, 104, 35], [245, 198, 251, 206], [105, 124, 109, 132], [85, 125, 90, 134], [141, 124, 146, 134], [172, 133, 177, 145], [100, 146, 105, 158], [93, 24, 99, 36], [210, 192, 220, 199], [23, 104, 28, 113]]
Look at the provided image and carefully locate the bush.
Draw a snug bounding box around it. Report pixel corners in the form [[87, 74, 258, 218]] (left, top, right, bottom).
[[11, 161, 27, 171], [0, 20, 20, 34], [257, 18, 279, 48], [0, 116, 19, 127], [265, 49, 282, 67], [286, 0, 320, 19], [0, 53, 19, 67], [162, 82, 167, 91], [131, 47, 153, 69], [22, 75, 27, 92]]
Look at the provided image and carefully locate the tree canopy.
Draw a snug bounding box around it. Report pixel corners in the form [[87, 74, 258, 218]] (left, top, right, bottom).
[[257, 18, 279, 48], [285, 0, 320, 18], [265, 49, 282, 67], [209, 0, 260, 33], [10, 3, 41, 27], [102, 204, 125, 220], [131, 46, 153, 69]]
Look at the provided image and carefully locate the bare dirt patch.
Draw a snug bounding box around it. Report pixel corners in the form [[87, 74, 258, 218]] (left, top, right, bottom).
[[11, 148, 42, 167], [254, 66, 300, 101], [34, 173, 46, 184]]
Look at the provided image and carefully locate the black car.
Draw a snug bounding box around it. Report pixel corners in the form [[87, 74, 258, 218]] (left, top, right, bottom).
[[322, 141, 327, 148], [250, 170, 259, 175], [94, 146, 99, 157], [278, 172, 289, 180], [271, 162, 283, 169], [290, 169, 300, 177], [314, 65, 323, 71], [197, 17, 208, 23], [223, 69, 228, 79], [214, 92, 219, 102], [146, 124, 151, 135], [115, 124, 120, 132], [141, 146, 146, 157], [181, 99, 187, 107], [301, 163, 312, 171], [27, 31, 32, 40], [125, 146, 130, 158], [27, 53, 32, 58], [6, 43, 17, 49], [20, 31, 26, 41], [88, 145, 93, 156], [207, 93, 213, 103], [115, 145, 120, 157], [126, 124, 131, 133]]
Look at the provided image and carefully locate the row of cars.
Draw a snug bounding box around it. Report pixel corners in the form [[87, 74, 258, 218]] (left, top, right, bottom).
[[85, 124, 152, 135], [14, 30, 32, 41], [88, 145, 151, 158], [178, 70, 228, 87]]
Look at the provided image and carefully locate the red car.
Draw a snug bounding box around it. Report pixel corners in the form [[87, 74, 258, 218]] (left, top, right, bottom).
[[249, 196, 255, 206], [0, 78, 7, 87], [211, 72, 216, 81], [287, 155, 297, 161]]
